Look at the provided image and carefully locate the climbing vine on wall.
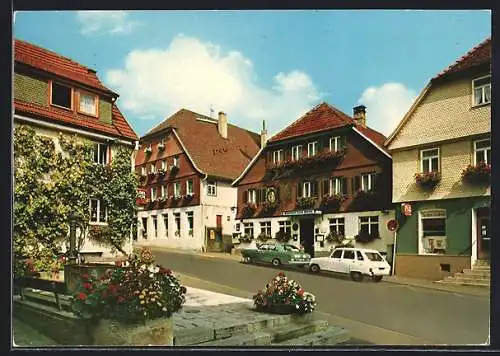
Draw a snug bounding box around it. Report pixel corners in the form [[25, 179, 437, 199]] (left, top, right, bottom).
[[13, 125, 138, 262]]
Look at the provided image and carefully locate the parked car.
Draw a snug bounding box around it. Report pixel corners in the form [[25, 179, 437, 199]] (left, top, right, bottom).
[[241, 243, 311, 267], [308, 247, 391, 282]]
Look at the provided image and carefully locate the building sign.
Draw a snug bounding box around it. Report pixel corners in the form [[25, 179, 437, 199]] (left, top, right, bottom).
[[401, 203, 412, 216], [210, 230, 216, 240], [136, 188, 149, 205], [386, 219, 399, 232], [282, 209, 322, 216]]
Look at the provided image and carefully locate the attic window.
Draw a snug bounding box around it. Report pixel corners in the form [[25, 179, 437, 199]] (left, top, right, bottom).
[[51, 82, 72, 110], [473, 75, 491, 106], [78, 90, 98, 116]]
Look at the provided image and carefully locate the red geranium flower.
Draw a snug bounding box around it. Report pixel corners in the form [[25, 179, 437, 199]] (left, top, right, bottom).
[[278, 272, 285, 277], [83, 282, 92, 290], [298, 289, 304, 296], [159, 267, 172, 275], [78, 292, 87, 300], [81, 273, 90, 280]]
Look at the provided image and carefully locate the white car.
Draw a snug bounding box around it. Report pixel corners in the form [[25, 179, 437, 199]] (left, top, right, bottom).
[[308, 247, 391, 282]]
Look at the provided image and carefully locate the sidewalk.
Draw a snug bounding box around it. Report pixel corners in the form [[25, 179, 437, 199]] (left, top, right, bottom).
[[148, 245, 490, 297]]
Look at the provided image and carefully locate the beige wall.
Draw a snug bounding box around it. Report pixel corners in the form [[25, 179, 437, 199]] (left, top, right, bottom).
[[392, 138, 490, 203], [388, 73, 490, 151], [395, 254, 471, 281]]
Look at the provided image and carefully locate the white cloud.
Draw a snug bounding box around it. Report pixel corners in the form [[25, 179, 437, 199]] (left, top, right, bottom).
[[105, 35, 321, 135], [357, 83, 417, 136], [76, 11, 139, 36]]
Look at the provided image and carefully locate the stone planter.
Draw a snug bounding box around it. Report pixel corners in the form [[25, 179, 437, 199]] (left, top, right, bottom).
[[91, 317, 173, 346], [257, 304, 296, 315], [64, 264, 126, 294]]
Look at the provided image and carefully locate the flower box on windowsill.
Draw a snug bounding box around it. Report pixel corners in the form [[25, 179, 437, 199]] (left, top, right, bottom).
[[158, 168, 167, 177], [158, 143, 165, 151], [275, 230, 291, 243], [185, 193, 195, 200], [148, 172, 156, 179], [354, 230, 380, 244], [461, 162, 491, 185], [325, 231, 345, 244], [144, 147, 152, 156], [296, 197, 316, 210], [241, 203, 257, 218], [320, 194, 346, 211], [414, 171, 441, 189], [261, 200, 279, 214]]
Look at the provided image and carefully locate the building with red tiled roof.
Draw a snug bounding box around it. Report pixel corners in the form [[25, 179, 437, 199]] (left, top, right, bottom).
[[134, 108, 263, 252], [13, 38, 139, 257], [232, 102, 395, 262]]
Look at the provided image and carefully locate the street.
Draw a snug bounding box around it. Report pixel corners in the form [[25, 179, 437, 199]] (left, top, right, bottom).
[[153, 249, 490, 345]]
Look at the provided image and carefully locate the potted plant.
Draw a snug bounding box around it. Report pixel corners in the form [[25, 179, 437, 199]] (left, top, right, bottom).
[[239, 234, 254, 244], [461, 162, 491, 185], [321, 194, 345, 211], [275, 230, 291, 243], [253, 272, 316, 315], [354, 230, 380, 244], [296, 197, 316, 210], [257, 232, 271, 243], [262, 200, 279, 214], [144, 146, 152, 156], [148, 171, 156, 179], [70, 247, 186, 346], [325, 230, 344, 244], [158, 142, 165, 151], [157, 168, 167, 177], [414, 171, 441, 189], [185, 193, 195, 200]]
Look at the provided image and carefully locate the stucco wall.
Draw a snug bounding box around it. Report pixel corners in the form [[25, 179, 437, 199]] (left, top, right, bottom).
[[395, 254, 470, 281]]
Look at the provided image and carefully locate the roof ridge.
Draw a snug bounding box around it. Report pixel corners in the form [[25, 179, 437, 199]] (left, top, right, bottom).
[[268, 101, 325, 141]]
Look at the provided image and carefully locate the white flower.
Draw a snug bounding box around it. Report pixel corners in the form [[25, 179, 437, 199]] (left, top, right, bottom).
[[147, 265, 159, 273], [140, 264, 147, 271]]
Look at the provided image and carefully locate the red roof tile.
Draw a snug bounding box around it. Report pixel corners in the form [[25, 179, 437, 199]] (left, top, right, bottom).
[[14, 39, 117, 96], [268, 102, 353, 143], [433, 37, 491, 80], [355, 124, 388, 151], [15, 99, 138, 141], [142, 109, 261, 180]]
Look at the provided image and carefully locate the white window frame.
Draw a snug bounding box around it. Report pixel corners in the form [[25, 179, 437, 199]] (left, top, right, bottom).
[[174, 182, 181, 198], [359, 216, 379, 235], [162, 213, 168, 238], [248, 189, 257, 204], [330, 177, 343, 195], [418, 209, 447, 255], [150, 187, 157, 201], [92, 143, 108, 165], [174, 213, 181, 237], [329, 218, 345, 235], [291, 145, 302, 161], [173, 156, 179, 167], [361, 173, 376, 192], [89, 198, 108, 224], [152, 215, 157, 239], [150, 164, 156, 174], [77, 90, 98, 116], [243, 222, 254, 238], [260, 221, 272, 236], [474, 139, 491, 165], [278, 220, 292, 235], [186, 180, 194, 195], [161, 185, 166, 199], [420, 147, 440, 173], [472, 75, 491, 107], [307, 141, 318, 157], [303, 181, 311, 198], [161, 160, 166, 170], [187, 211, 194, 236], [141, 166, 146, 176], [273, 149, 283, 164], [207, 180, 217, 196], [329, 136, 342, 152]]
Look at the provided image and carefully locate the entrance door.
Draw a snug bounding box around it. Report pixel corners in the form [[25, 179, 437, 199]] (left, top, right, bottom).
[[477, 208, 490, 261], [299, 219, 315, 257]]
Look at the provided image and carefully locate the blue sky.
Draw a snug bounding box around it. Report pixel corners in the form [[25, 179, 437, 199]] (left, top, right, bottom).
[[13, 10, 491, 138]]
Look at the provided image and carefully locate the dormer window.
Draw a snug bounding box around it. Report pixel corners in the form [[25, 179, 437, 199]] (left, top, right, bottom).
[[78, 90, 98, 116], [50, 82, 73, 110], [291, 145, 302, 161], [329, 136, 346, 152], [307, 141, 317, 157], [473, 75, 491, 106], [173, 156, 179, 167], [273, 150, 283, 164], [158, 138, 165, 150]]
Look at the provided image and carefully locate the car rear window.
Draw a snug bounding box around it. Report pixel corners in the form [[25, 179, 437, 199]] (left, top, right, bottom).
[[364, 252, 383, 261]]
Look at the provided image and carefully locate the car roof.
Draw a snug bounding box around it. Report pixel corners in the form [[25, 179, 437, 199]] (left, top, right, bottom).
[[333, 247, 380, 253]]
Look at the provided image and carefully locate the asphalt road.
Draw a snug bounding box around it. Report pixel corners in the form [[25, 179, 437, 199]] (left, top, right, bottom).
[[153, 250, 490, 346]]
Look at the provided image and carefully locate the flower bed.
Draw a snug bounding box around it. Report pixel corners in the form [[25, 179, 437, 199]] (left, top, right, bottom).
[[461, 162, 491, 185], [414, 171, 441, 189], [253, 272, 316, 314]]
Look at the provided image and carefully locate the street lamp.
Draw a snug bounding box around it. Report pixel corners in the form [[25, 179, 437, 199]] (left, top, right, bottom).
[[68, 211, 78, 265]]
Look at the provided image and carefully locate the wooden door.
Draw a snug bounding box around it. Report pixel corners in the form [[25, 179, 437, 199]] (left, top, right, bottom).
[[477, 213, 490, 261]]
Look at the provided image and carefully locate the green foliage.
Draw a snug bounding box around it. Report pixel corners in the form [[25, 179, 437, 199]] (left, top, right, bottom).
[[13, 125, 138, 263]]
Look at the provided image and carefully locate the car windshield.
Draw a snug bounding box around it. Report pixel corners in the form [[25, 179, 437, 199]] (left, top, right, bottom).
[[364, 252, 384, 261], [284, 245, 300, 252]]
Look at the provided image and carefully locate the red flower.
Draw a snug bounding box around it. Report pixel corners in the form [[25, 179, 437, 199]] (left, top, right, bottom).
[[78, 292, 87, 300], [83, 282, 92, 290], [278, 272, 285, 277], [159, 267, 172, 275], [298, 289, 304, 296], [81, 273, 90, 280]]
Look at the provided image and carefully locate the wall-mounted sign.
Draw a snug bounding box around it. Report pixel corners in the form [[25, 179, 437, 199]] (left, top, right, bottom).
[[315, 234, 324, 242], [283, 210, 322, 216], [401, 203, 412, 216], [210, 230, 216, 240], [387, 219, 399, 232]]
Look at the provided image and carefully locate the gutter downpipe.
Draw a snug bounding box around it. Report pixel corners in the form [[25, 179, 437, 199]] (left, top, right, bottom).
[[392, 230, 397, 276], [200, 173, 208, 252]]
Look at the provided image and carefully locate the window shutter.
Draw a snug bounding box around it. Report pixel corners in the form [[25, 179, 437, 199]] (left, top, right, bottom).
[[256, 188, 262, 205], [353, 176, 360, 194], [276, 187, 280, 201], [297, 182, 302, 198], [340, 136, 347, 149], [322, 179, 329, 197], [244, 190, 248, 203], [372, 173, 378, 191], [342, 177, 348, 195], [312, 180, 318, 197], [317, 139, 323, 153]]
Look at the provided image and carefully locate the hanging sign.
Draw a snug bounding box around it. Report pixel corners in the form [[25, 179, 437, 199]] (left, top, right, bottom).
[[387, 219, 399, 232], [401, 203, 412, 216]]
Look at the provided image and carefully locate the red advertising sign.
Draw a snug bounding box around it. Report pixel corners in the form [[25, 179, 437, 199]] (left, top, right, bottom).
[[402, 203, 412, 216], [136, 188, 149, 206], [387, 219, 399, 232]]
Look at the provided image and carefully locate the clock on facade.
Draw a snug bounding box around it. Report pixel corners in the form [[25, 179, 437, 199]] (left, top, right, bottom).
[[267, 188, 277, 203]]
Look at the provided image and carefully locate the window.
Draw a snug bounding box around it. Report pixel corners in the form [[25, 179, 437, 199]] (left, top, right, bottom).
[[186, 180, 194, 195], [207, 181, 217, 196], [150, 187, 157, 201], [361, 173, 376, 192], [279, 220, 292, 235], [284, 244, 300, 252], [90, 198, 107, 224], [187, 211, 194, 236], [174, 182, 181, 197], [331, 250, 343, 258], [329, 136, 345, 152], [235, 223, 240, 232], [474, 139, 491, 165], [420, 148, 440, 173], [141, 217, 148, 238], [260, 221, 271, 236], [78, 90, 97, 116], [343, 250, 355, 260], [161, 185, 166, 199], [364, 252, 383, 261], [162, 214, 168, 237], [243, 222, 254, 238], [51, 82, 72, 109], [359, 216, 379, 236], [174, 213, 181, 237], [150, 164, 156, 174], [329, 218, 345, 236], [161, 160, 166, 170], [291, 145, 302, 161], [356, 251, 364, 261], [303, 181, 311, 198], [473, 75, 491, 106], [173, 156, 179, 167], [141, 166, 146, 176], [247, 189, 257, 204], [420, 209, 447, 254], [307, 141, 318, 157], [152, 215, 157, 238], [92, 143, 108, 165], [330, 177, 344, 195], [273, 150, 283, 164]]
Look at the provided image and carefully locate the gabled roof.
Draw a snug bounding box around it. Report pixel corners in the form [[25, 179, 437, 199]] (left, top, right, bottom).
[[141, 109, 261, 180], [385, 37, 491, 148], [268, 102, 353, 143], [14, 39, 118, 96]]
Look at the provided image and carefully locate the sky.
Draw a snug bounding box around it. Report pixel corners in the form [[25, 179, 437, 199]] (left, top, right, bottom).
[[13, 10, 491, 138]]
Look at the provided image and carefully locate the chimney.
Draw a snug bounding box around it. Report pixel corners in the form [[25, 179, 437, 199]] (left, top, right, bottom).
[[260, 120, 268, 148], [218, 111, 228, 139], [353, 105, 367, 127]]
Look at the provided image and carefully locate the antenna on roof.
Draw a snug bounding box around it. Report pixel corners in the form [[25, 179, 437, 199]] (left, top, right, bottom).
[[209, 105, 215, 118]]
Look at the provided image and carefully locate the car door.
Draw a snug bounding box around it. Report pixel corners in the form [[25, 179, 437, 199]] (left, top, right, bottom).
[[263, 245, 276, 263], [324, 249, 343, 272], [353, 250, 366, 273], [340, 249, 356, 274]]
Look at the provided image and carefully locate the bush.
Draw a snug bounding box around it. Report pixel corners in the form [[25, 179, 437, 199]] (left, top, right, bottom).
[[70, 247, 186, 324]]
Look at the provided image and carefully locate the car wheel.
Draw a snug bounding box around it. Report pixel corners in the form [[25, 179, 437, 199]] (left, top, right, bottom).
[[243, 256, 252, 264], [372, 275, 383, 283], [309, 264, 320, 273], [271, 258, 281, 267], [350, 271, 364, 282]]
